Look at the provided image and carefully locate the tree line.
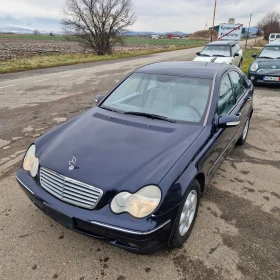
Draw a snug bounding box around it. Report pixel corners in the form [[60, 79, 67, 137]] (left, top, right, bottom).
[[60, 1, 280, 55]]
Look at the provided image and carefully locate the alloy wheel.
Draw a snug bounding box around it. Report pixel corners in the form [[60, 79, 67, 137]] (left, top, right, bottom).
[[179, 190, 198, 236]]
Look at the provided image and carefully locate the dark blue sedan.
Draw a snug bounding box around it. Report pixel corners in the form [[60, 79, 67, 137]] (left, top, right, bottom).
[[17, 62, 254, 253]]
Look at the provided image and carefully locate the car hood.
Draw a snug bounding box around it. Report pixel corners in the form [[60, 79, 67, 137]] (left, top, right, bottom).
[[193, 56, 232, 64], [253, 58, 280, 70], [38, 108, 204, 193]]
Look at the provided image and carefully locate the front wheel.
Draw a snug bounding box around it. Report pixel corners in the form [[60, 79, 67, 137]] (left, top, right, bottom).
[[236, 118, 250, 145], [169, 180, 201, 248]]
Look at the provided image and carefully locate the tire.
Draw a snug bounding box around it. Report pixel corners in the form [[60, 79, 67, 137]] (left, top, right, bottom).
[[169, 180, 201, 248], [236, 117, 250, 146]]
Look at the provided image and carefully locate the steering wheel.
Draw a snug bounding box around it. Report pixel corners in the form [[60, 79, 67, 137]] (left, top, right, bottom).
[[183, 104, 202, 119]]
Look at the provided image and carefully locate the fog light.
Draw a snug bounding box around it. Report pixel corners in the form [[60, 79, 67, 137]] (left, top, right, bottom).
[[250, 76, 255, 81]]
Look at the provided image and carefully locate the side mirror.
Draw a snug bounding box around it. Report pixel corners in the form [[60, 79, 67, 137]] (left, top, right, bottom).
[[95, 94, 105, 104], [234, 53, 239, 57], [218, 115, 240, 128], [252, 54, 257, 59], [196, 52, 201, 56]]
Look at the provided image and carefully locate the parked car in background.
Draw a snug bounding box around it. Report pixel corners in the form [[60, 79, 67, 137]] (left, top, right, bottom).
[[269, 33, 280, 43], [17, 62, 253, 254], [248, 42, 280, 85], [194, 41, 243, 68]]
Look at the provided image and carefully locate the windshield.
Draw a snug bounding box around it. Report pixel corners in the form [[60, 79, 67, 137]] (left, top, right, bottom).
[[201, 45, 231, 57], [259, 46, 280, 59], [100, 73, 213, 124]]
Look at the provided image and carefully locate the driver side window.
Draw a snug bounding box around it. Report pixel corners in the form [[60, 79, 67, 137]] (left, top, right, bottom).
[[229, 71, 247, 101], [218, 75, 234, 116]]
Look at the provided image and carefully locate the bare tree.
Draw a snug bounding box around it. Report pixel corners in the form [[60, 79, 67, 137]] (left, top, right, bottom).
[[258, 11, 280, 40], [62, 0, 136, 55], [33, 29, 40, 36]]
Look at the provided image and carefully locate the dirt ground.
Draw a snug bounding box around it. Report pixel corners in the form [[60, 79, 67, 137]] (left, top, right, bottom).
[[0, 38, 173, 61]]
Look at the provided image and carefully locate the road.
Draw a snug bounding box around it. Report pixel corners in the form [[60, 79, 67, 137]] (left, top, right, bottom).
[[1, 42, 280, 280]]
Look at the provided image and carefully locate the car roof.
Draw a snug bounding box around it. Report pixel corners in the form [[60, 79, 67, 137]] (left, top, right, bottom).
[[206, 40, 238, 46], [266, 42, 280, 47], [135, 61, 231, 79]]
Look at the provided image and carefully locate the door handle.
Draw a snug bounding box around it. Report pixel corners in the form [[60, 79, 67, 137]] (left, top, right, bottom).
[[247, 97, 252, 102], [236, 112, 242, 117]]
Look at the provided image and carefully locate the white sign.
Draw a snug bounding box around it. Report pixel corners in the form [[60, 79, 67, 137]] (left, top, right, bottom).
[[218, 23, 243, 41], [228, 18, 236, 24]]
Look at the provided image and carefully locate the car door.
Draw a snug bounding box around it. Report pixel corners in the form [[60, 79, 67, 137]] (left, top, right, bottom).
[[228, 70, 252, 136], [203, 73, 240, 177]]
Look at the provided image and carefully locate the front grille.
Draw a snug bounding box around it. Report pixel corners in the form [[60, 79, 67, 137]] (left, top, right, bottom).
[[40, 167, 103, 210]]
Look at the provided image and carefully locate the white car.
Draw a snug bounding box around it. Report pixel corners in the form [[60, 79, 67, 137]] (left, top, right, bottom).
[[193, 41, 243, 68], [269, 33, 280, 43]]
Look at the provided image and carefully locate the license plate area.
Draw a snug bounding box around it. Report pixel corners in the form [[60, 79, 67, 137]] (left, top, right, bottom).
[[263, 76, 280, 81], [43, 203, 74, 229]]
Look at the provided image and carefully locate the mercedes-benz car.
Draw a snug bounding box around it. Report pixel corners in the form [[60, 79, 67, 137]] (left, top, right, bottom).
[[17, 62, 253, 254], [248, 42, 280, 85], [194, 41, 243, 68]]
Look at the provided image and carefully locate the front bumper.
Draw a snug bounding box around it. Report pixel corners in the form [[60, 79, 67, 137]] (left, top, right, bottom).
[[16, 169, 177, 254], [248, 72, 280, 85]]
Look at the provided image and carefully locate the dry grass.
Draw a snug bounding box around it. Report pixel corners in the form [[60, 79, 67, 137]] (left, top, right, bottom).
[[241, 48, 261, 74], [254, 39, 268, 47], [0, 45, 203, 74]]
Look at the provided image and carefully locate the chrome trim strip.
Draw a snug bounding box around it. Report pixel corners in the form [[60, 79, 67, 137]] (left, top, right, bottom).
[[207, 117, 248, 175], [16, 176, 35, 195], [226, 121, 240, 126], [203, 71, 218, 126], [89, 219, 171, 235]]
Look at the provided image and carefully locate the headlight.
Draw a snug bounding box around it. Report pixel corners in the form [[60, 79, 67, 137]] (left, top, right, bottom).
[[23, 144, 39, 177], [111, 185, 161, 218], [250, 63, 258, 71]]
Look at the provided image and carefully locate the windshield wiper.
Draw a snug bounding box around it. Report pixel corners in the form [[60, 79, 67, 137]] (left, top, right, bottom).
[[100, 106, 121, 113], [259, 56, 273, 59], [124, 111, 176, 123], [199, 53, 210, 57], [213, 54, 226, 57]]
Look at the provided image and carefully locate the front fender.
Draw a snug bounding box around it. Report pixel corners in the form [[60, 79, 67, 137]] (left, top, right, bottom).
[[154, 128, 212, 216]]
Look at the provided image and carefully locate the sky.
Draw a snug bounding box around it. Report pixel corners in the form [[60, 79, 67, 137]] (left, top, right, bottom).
[[0, 0, 280, 32]]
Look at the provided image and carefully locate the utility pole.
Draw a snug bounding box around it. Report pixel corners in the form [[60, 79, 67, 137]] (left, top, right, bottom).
[[211, 0, 217, 41], [245, 13, 252, 49]]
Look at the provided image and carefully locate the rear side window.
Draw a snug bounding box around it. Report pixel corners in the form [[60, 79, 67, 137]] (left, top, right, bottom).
[[218, 75, 234, 116], [229, 71, 246, 100]]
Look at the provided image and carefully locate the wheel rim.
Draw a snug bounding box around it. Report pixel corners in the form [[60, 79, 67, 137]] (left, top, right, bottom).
[[243, 119, 249, 140], [179, 190, 198, 236]]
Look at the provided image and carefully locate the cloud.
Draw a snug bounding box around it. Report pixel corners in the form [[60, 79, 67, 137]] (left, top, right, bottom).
[[133, 0, 280, 32], [0, 0, 279, 32], [0, 0, 65, 18]]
